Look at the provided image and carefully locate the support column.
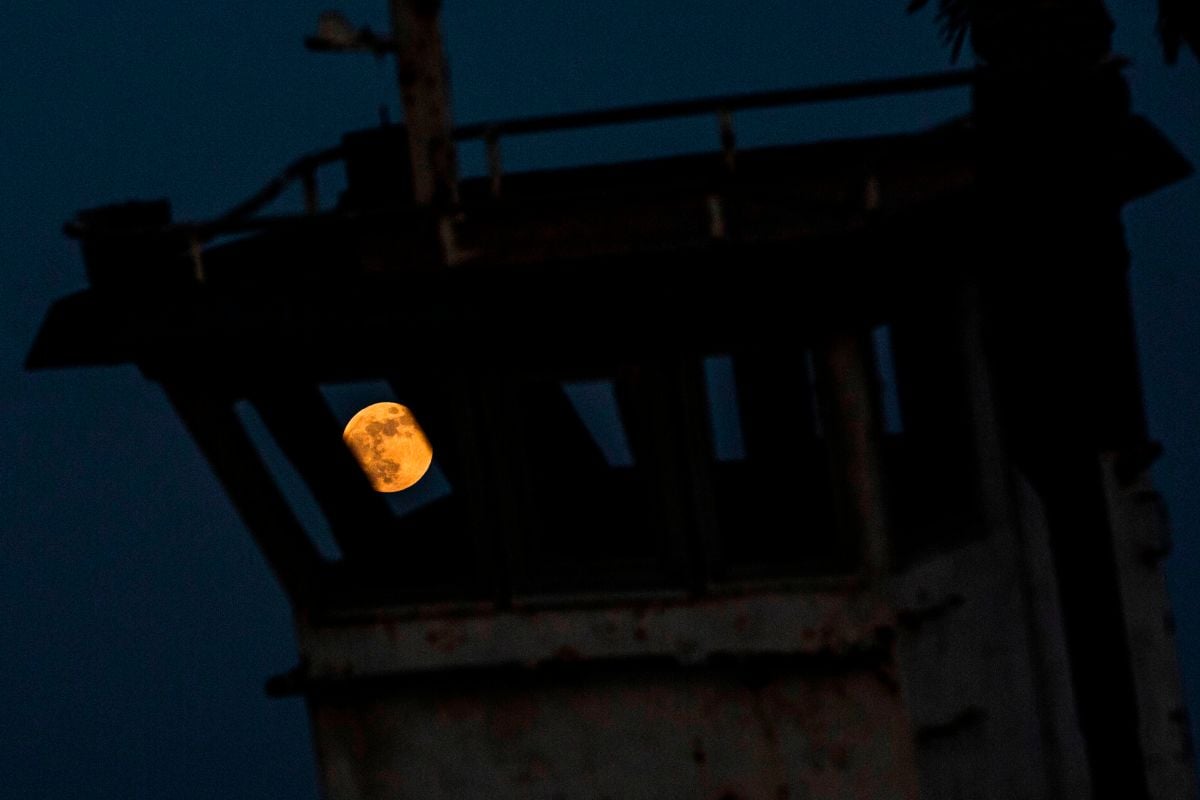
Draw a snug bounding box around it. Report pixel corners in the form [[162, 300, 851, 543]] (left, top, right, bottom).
[[388, 0, 458, 207]]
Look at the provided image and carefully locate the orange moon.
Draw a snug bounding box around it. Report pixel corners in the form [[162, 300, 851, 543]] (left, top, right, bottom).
[[341, 402, 433, 492]]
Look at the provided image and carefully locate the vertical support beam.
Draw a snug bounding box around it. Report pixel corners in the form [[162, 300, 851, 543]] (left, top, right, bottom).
[[677, 356, 722, 592], [485, 129, 503, 198], [1101, 457, 1199, 800], [386, 370, 501, 602], [969, 3, 1163, 790], [250, 384, 396, 558], [1033, 451, 1154, 800], [816, 331, 889, 584], [163, 383, 323, 604], [612, 359, 700, 590], [302, 170, 319, 215], [961, 280, 1096, 800], [389, 0, 458, 207]]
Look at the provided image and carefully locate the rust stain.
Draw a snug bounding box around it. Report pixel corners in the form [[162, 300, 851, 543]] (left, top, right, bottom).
[[424, 624, 467, 653], [373, 769, 407, 790], [553, 645, 583, 661], [566, 690, 617, 729], [487, 694, 540, 739], [532, 610, 574, 636], [516, 755, 553, 784], [316, 706, 370, 761], [435, 694, 484, 725]]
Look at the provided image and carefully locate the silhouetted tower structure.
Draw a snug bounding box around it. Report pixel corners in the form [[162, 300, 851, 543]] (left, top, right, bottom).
[[26, 2, 1198, 798]]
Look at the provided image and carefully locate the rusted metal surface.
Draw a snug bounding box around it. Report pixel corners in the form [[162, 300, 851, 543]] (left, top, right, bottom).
[[293, 591, 895, 682], [308, 663, 917, 800], [295, 588, 917, 800], [894, 530, 1091, 800]]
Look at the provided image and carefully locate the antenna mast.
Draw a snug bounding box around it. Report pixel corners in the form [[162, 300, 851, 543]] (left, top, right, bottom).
[[387, 0, 457, 206], [307, 1, 458, 207]]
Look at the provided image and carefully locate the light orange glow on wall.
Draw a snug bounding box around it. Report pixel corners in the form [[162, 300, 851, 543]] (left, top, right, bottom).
[[342, 402, 433, 492]]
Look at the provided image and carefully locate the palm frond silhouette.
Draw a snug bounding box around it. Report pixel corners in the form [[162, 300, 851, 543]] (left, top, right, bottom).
[[907, 0, 972, 62], [1158, 0, 1200, 64], [908, 0, 1198, 65]]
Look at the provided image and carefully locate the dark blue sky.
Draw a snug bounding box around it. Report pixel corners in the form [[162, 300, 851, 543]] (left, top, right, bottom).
[[2, 2, 1197, 797]]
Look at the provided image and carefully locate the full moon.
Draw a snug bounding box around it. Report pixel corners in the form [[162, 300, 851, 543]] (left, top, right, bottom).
[[342, 402, 434, 492]]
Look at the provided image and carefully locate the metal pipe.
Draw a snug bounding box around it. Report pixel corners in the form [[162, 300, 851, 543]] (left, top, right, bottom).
[[453, 67, 977, 141]]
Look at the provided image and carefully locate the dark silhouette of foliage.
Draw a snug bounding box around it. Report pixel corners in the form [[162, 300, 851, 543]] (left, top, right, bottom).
[[1158, 0, 1200, 63], [907, 0, 971, 62], [908, 0, 1198, 65]]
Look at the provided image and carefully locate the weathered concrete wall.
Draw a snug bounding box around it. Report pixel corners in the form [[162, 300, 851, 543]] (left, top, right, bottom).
[[295, 591, 919, 800], [1102, 456, 1198, 800]]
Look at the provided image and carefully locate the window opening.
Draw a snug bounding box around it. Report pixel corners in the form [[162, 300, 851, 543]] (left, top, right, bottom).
[[703, 354, 748, 462], [234, 400, 341, 561], [320, 380, 453, 517], [872, 324, 904, 435], [562, 379, 636, 468]]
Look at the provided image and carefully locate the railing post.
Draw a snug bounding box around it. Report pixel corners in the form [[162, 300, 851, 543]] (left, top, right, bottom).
[[485, 129, 503, 198], [717, 108, 736, 174], [816, 331, 890, 585]]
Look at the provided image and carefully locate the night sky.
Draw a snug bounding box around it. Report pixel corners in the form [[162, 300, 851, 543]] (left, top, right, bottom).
[[3, 2, 1197, 797]]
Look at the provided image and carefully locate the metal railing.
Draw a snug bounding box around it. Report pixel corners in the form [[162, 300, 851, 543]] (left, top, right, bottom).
[[64, 67, 979, 262]]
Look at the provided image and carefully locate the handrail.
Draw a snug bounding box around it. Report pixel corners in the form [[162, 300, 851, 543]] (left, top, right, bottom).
[[452, 67, 977, 141], [210, 146, 345, 225], [65, 68, 981, 246]]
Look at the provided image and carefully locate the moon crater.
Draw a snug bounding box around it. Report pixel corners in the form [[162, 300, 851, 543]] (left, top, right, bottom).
[[342, 402, 433, 492]]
